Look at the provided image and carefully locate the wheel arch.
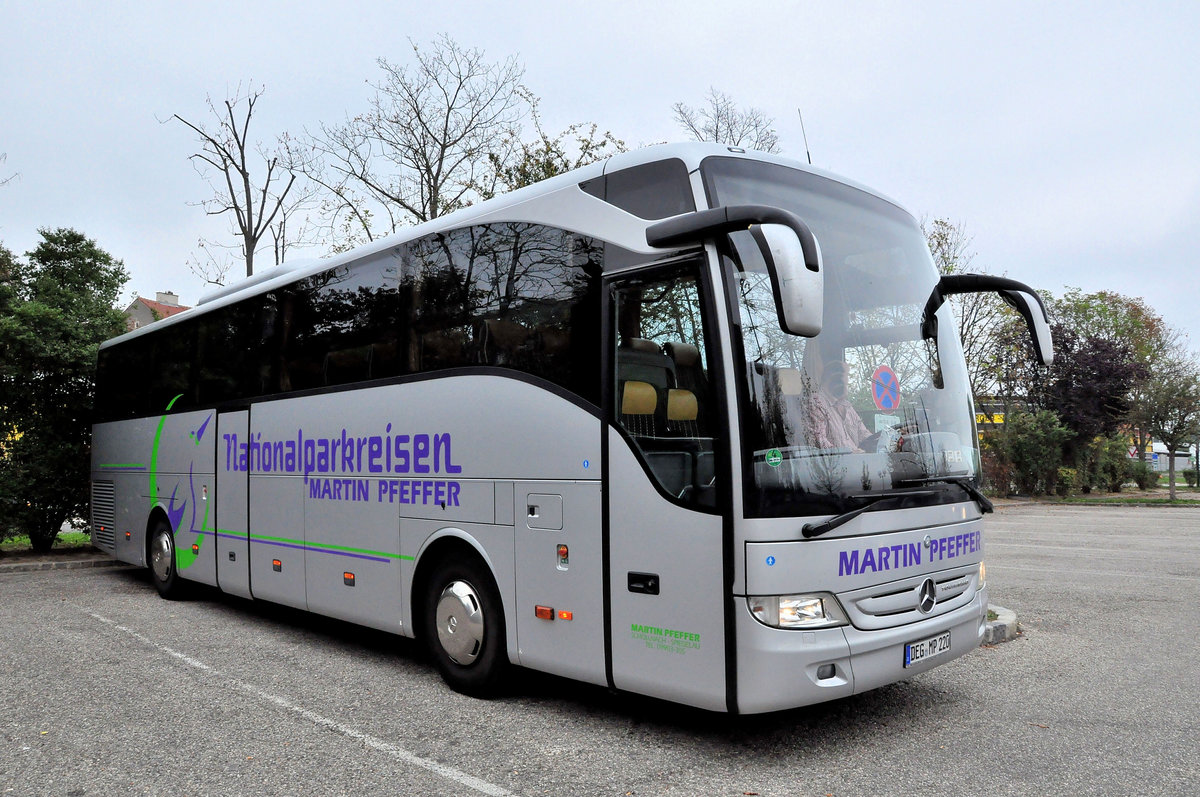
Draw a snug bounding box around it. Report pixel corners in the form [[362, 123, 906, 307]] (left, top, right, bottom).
[[143, 504, 172, 568], [409, 528, 515, 664]]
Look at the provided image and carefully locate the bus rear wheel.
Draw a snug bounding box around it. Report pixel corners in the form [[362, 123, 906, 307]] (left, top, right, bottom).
[[422, 557, 508, 696], [148, 519, 188, 600]]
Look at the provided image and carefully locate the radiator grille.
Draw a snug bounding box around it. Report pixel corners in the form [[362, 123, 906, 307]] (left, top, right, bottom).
[[841, 566, 978, 630], [91, 481, 116, 551]]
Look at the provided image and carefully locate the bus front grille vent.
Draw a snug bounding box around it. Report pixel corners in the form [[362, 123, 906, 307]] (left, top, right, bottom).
[[91, 481, 116, 552], [841, 567, 978, 630]]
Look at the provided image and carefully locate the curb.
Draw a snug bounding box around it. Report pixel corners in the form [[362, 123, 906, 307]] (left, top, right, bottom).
[[984, 604, 1020, 644], [0, 557, 128, 575]]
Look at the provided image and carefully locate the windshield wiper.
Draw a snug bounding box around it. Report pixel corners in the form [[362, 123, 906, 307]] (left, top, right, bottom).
[[801, 490, 937, 539], [894, 476, 993, 514]]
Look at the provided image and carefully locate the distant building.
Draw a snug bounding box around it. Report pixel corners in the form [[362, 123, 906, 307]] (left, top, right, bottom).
[[123, 291, 190, 331]]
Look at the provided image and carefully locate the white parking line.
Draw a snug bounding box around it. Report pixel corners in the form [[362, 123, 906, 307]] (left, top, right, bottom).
[[82, 609, 516, 797]]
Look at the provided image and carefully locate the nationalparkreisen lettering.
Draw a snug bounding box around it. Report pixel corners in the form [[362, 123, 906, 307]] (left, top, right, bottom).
[[222, 427, 462, 479]]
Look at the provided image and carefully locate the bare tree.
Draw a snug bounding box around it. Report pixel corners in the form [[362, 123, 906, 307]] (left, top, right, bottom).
[[923, 218, 1009, 416], [477, 90, 626, 199], [672, 88, 781, 153], [0, 153, 16, 187], [174, 83, 297, 279], [294, 35, 527, 249]]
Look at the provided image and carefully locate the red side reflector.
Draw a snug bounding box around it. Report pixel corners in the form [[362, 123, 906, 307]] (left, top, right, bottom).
[[558, 610, 573, 621], [534, 605, 554, 620]]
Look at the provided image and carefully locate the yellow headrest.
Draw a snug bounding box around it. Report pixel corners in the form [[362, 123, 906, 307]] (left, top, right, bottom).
[[777, 367, 808, 396], [621, 381, 657, 415], [667, 389, 698, 421]]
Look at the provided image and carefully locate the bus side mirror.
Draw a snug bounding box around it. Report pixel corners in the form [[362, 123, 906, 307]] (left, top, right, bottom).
[[998, 289, 1054, 366], [927, 274, 1054, 366], [645, 204, 824, 337], [750, 223, 823, 337]]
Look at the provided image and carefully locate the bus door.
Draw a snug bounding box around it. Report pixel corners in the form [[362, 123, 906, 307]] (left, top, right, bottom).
[[215, 409, 251, 599], [604, 262, 729, 712]]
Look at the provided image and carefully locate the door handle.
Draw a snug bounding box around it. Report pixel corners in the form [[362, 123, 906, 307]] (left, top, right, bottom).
[[627, 572, 660, 595]]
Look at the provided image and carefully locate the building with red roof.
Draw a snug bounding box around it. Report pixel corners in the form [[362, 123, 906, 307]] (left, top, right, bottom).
[[123, 291, 190, 331]]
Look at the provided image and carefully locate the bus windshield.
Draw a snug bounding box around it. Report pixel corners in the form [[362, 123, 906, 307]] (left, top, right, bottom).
[[702, 156, 979, 518]]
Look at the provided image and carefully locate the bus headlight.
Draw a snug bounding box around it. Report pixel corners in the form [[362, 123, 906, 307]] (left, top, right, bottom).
[[747, 593, 849, 629]]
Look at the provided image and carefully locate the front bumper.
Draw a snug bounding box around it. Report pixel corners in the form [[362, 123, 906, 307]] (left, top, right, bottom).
[[735, 585, 988, 714]]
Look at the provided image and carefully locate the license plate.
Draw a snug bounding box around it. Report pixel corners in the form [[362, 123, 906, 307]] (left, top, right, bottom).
[[904, 630, 951, 667]]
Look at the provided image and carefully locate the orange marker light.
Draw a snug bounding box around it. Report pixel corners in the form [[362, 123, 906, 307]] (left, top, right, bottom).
[[343, 572, 356, 586], [557, 610, 573, 621], [191, 544, 200, 554], [534, 605, 554, 620]]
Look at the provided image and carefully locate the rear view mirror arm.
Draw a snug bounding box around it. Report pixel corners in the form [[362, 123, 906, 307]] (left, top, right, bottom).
[[645, 204, 819, 273], [922, 274, 1054, 366]]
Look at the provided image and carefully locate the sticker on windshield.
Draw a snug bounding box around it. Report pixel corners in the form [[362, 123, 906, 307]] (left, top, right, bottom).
[[872, 365, 900, 411], [765, 448, 783, 467]]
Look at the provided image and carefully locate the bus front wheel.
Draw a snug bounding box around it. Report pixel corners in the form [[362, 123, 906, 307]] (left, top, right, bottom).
[[422, 557, 509, 696], [148, 519, 187, 600]]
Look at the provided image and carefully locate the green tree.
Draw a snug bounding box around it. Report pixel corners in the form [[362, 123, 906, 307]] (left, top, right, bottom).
[[1047, 288, 1176, 461], [0, 230, 128, 551], [1142, 354, 1200, 500]]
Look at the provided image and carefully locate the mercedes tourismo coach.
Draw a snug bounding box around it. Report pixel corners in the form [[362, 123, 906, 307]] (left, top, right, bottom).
[[91, 143, 1052, 713]]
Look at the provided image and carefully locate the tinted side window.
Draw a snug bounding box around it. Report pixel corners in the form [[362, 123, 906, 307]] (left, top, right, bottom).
[[197, 300, 263, 405], [580, 158, 695, 220], [402, 223, 601, 405], [94, 225, 604, 421]]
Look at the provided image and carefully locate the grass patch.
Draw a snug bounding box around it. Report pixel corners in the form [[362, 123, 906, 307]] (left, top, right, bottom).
[[987, 610, 998, 622], [0, 531, 92, 553], [1050, 496, 1200, 506]]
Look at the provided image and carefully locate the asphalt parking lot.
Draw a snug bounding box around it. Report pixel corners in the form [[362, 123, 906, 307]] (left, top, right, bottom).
[[2, 504, 1197, 796]]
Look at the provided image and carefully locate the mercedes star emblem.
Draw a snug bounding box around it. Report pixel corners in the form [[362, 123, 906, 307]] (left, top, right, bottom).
[[918, 578, 937, 614]]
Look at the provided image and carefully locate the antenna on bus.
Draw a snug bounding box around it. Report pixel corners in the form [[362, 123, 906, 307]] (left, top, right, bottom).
[[797, 109, 813, 165]]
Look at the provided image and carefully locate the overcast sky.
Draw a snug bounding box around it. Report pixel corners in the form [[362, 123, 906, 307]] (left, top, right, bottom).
[[3, 1, 1197, 346]]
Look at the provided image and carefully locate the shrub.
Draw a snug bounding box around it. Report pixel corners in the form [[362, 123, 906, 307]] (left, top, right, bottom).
[[1055, 467, 1078, 497], [1092, 437, 1133, 493], [989, 410, 1071, 496], [1130, 460, 1157, 490], [979, 445, 1013, 496], [1184, 469, 1198, 488]]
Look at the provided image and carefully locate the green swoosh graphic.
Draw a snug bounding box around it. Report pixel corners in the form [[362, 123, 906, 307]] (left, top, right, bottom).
[[148, 394, 205, 572]]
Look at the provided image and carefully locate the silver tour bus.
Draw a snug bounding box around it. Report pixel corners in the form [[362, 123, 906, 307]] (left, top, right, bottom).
[[91, 143, 1051, 713]]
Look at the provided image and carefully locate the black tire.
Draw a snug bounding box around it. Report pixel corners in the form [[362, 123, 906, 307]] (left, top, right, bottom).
[[421, 556, 509, 696], [148, 518, 188, 600]]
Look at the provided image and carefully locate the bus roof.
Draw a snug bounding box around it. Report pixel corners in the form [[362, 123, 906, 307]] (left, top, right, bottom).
[[102, 142, 908, 350]]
